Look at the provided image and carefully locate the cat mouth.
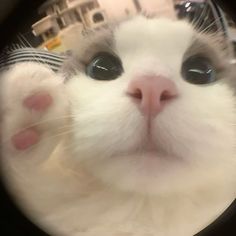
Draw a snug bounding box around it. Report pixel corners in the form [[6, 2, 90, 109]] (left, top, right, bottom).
[[120, 139, 178, 162], [114, 148, 183, 177], [122, 133, 183, 164], [138, 128, 163, 154]]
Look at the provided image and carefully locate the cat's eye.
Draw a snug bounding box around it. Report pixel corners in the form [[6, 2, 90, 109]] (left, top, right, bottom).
[[86, 52, 123, 80], [181, 56, 216, 85]]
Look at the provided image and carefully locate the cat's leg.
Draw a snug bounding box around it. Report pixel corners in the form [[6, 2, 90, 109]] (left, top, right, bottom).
[[1, 62, 69, 168]]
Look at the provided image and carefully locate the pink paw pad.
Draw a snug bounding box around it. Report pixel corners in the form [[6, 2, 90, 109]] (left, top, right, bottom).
[[11, 128, 39, 150], [23, 92, 53, 111]]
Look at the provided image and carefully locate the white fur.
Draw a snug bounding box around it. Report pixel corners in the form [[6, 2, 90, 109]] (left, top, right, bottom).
[[1, 16, 236, 236]]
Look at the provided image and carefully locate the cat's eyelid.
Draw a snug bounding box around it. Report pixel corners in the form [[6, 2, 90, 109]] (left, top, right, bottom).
[[76, 29, 115, 65], [183, 37, 228, 72], [184, 38, 217, 60]]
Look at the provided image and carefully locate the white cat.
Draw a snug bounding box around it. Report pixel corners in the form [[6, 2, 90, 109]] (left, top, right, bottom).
[[1, 16, 236, 236]]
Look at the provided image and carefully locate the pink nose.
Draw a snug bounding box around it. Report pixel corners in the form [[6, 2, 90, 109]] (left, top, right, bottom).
[[127, 75, 178, 117]]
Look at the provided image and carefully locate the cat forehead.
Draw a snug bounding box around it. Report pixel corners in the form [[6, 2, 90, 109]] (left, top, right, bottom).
[[76, 16, 227, 66], [114, 16, 194, 56], [81, 16, 195, 55]]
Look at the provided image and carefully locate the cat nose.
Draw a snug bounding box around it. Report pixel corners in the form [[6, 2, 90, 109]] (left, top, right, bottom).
[[127, 75, 178, 117]]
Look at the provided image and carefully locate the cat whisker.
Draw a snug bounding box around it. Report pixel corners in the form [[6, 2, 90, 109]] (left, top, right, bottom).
[[0, 122, 76, 147], [17, 34, 48, 67], [17, 34, 41, 64], [10, 113, 75, 131], [199, 17, 224, 35], [191, 1, 209, 30]]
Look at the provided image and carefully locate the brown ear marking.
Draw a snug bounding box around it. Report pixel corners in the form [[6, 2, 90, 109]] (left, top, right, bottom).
[[183, 33, 233, 74], [72, 27, 116, 70]]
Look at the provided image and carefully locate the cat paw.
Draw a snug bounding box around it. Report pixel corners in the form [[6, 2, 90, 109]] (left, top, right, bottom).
[[1, 62, 69, 164], [12, 91, 53, 150]]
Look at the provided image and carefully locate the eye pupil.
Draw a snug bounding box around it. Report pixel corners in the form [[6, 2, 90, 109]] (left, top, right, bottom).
[[181, 56, 216, 84], [86, 52, 123, 80]]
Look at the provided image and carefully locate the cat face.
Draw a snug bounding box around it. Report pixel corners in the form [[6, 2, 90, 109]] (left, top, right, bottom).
[[66, 16, 236, 195]]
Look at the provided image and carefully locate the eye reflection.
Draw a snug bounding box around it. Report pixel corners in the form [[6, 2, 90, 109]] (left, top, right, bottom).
[[86, 52, 123, 80], [182, 55, 216, 85]]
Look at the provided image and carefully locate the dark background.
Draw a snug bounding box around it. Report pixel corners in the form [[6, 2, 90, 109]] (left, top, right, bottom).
[[0, 0, 44, 50], [0, 0, 236, 235]]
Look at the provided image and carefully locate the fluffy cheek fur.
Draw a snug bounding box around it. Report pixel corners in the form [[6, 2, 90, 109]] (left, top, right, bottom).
[[65, 73, 236, 195]]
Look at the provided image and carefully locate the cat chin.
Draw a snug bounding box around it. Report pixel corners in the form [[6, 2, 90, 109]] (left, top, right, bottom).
[[88, 166, 235, 197], [76, 149, 225, 196], [70, 118, 236, 196]]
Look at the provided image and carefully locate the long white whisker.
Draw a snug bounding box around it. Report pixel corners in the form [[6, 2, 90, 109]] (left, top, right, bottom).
[[17, 33, 46, 66], [199, 17, 224, 35], [191, 1, 208, 30], [0, 126, 74, 149]]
